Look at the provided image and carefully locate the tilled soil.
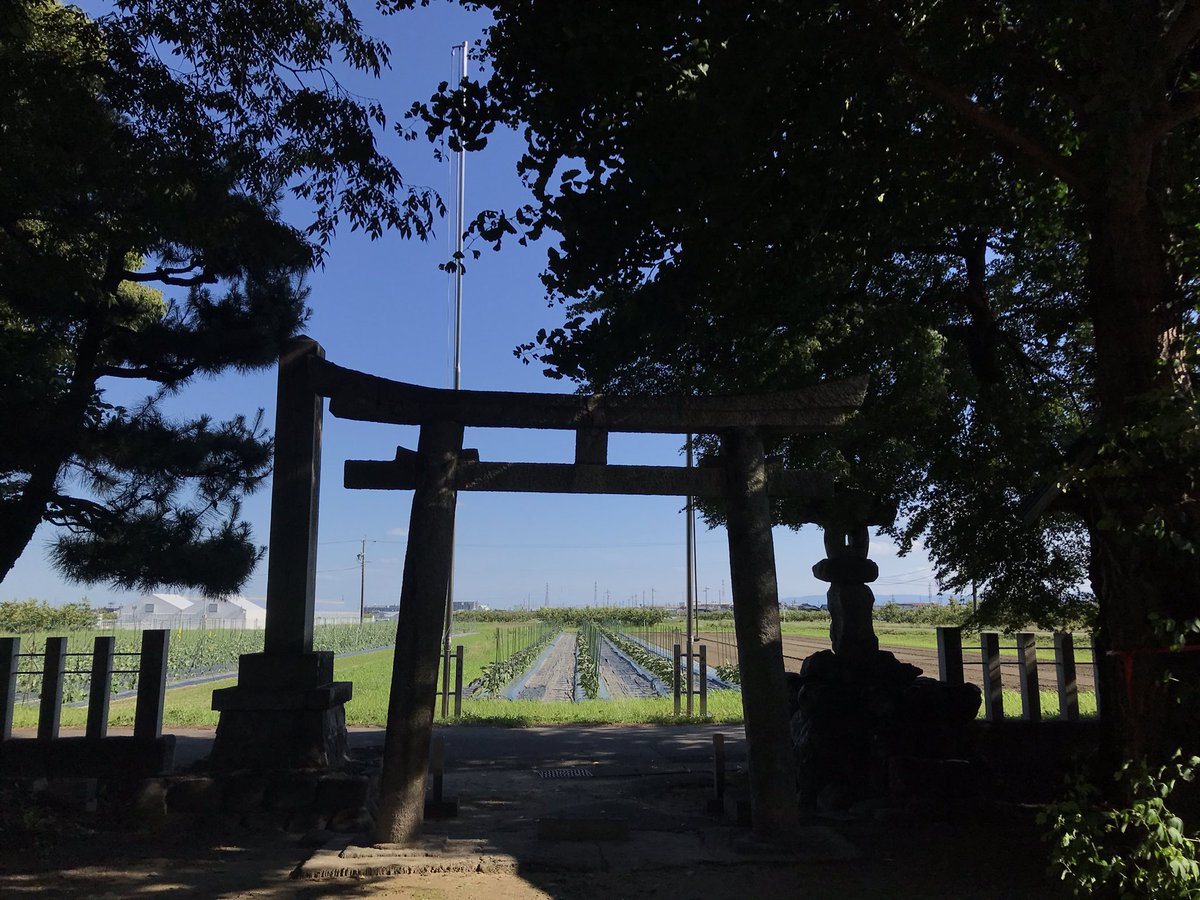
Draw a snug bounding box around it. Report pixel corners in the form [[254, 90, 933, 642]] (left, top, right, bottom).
[[515, 632, 578, 701], [598, 637, 664, 698]]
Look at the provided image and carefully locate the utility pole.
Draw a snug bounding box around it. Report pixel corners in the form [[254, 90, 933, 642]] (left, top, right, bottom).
[[357, 538, 367, 624], [594, 581, 597, 605], [544, 583, 549, 608], [441, 40, 469, 721], [685, 434, 696, 715]]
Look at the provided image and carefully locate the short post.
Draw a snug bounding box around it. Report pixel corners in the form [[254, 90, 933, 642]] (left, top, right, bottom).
[[440, 643, 451, 721], [699, 644, 708, 717], [707, 731, 726, 814], [1090, 633, 1103, 720], [0, 636, 19, 741], [424, 733, 458, 819], [86, 636, 115, 739], [454, 644, 464, 718], [495, 628, 501, 664], [1055, 632, 1079, 722], [980, 632, 1003, 721], [936, 626, 964, 685], [673, 643, 682, 716], [134, 629, 170, 740], [430, 734, 444, 803], [38, 637, 67, 741], [1017, 631, 1041, 722]]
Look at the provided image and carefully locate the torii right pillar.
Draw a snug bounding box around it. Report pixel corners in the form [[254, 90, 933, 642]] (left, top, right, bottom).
[[722, 427, 801, 840]]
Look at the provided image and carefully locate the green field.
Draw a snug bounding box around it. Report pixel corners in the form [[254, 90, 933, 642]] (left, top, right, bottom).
[[10, 620, 1097, 728]]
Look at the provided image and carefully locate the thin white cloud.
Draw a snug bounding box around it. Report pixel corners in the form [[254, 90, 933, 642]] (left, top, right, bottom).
[[387, 527, 408, 538]]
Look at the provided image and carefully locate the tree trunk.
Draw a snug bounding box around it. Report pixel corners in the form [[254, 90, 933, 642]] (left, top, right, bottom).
[[0, 318, 105, 581], [1084, 173, 1199, 774]]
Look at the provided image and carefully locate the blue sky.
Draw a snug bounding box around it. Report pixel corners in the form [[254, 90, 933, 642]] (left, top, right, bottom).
[[2, 2, 941, 611]]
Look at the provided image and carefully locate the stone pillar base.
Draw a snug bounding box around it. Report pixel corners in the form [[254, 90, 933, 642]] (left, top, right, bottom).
[[210, 651, 352, 771]]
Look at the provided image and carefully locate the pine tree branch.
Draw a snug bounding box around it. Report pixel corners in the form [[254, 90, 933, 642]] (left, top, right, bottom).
[[94, 363, 198, 382], [122, 268, 217, 286]]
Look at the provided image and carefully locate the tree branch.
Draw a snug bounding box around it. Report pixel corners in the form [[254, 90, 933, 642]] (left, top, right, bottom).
[[1152, 87, 1200, 134], [1160, 1, 1200, 62], [122, 267, 216, 286], [95, 363, 198, 382], [850, 1, 1090, 197]]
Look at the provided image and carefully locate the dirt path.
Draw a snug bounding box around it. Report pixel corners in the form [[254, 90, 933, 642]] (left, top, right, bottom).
[[598, 637, 663, 698], [698, 632, 1096, 692], [514, 632, 577, 701]]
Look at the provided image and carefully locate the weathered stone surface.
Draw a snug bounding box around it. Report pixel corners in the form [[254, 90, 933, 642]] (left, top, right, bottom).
[[298, 828, 335, 847], [167, 777, 223, 813], [329, 808, 374, 834], [826, 583, 880, 659], [811, 557, 879, 583], [790, 650, 976, 806], [286, 810, 328, 833], [265, 774, 318, 811], [45, 777, 98, 813], [315, 774, 369, 814], [221, 772, 267, 813], [131, 778, 168, 824], [888, 756, 980, 801], [242, 809, 287, 831]]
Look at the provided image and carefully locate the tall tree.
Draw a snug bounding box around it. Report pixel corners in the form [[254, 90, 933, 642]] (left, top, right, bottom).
[[0, 0, 439, 593], [418, 2, 1200, 763]]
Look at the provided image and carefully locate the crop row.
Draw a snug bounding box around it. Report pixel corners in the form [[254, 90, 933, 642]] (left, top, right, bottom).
[[576, 622, 601, 699], [597, 624, 674, 685], [473, 626, 559, 697], [10, 621, 397, 703]]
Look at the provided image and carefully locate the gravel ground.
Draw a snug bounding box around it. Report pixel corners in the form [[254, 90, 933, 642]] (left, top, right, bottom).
[[598, 637, 664, 698], [514, 632, 577, 701]]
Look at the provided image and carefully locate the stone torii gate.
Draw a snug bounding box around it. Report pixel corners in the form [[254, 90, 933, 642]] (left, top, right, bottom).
[[212, 337, 876, 846]]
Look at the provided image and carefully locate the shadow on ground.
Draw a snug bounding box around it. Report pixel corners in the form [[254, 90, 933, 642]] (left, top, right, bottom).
[[0, 723, 1077, 899]]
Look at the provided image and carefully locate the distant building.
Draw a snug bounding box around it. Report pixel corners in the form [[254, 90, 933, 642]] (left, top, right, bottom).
[[115, 593, 267, 630], [452, 600, 487, 612]]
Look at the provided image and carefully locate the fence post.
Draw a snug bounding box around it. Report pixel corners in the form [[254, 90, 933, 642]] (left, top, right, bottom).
[[38, 637, 67, 741], [86, 636, 115, 739], [0, 636, 18, 741], [980, 632, 1004, 721], [1054, 632, 1079, 722], [135, 629, 170, 740], [1017, 632, 1041, 722], [1090, 633, 1103, 720], [454, 644, 464, 718], [495, 628, 501, 664], [936, 626, 964, 685], [673, 643, 681, 716], [699, 644, 708, 717]]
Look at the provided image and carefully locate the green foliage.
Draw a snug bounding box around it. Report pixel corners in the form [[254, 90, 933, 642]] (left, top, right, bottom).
[[598, 624, 673, 685], [0, 0, 439, 593], [0, 599, 96, 634], [715, 663, 741, 686], [417, 1, 1200, 662], [457, 606, 669, 627], [1039, 753, 1200, 899], [7, 622, 394, 703], [576, 621, 601, 699], [474, 626, 557, 697]]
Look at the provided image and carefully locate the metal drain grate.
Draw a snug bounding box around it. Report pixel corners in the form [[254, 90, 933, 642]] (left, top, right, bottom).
[[538, 767, 594, 779]]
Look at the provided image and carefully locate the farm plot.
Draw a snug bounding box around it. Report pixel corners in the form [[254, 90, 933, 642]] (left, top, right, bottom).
[[510, 631, 578, 701], [596, 635, 667, 698]]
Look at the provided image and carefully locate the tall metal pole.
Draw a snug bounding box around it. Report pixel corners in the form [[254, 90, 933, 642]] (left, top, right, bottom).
[[441, 40, 469, 719], [686, 435, 696, 715], [358, 538, 366, 624]]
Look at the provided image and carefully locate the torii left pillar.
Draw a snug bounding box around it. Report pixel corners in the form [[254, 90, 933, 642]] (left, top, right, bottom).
[[211, 337, 352, 769]]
